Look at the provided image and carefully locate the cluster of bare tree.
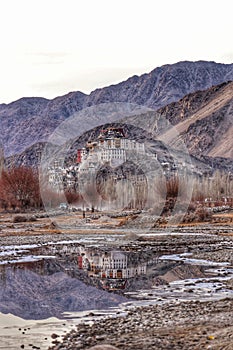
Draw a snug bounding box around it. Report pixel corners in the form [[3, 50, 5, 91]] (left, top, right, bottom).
[[0, 167, 41, 210], [192, 171, 233, 204], [0, 165, 232, 213], [95, 177, 148, 210], [41, 169, 233, 215]]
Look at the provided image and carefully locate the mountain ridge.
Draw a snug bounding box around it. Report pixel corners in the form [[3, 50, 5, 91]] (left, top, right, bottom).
[[0, 60, 232, 157], [0, 60, 231, 107]]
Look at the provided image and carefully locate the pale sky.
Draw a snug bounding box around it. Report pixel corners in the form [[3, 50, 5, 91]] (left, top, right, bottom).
[[0, 0, 232, 104]]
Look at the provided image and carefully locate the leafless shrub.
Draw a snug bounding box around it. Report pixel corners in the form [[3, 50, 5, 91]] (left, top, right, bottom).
[[194, 206, 212, 222], [65, 190, 82, 205], [166, 175, 179, 198], [13, 215, 28, 223]]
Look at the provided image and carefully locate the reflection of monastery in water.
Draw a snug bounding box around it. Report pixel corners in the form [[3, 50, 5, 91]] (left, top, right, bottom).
[[33, 244, 155, 292], [0, 242, 160, 293], [77, 246, 149, 291]]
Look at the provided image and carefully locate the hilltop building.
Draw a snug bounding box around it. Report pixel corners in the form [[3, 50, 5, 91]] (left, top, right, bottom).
[[78, 127, 145, 168], [48, 127, 149, 194]]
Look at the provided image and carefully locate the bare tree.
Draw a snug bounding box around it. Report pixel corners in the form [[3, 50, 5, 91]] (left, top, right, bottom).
[[0, 167, 41, 210]]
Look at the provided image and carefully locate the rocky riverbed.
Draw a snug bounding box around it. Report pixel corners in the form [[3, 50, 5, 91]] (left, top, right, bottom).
[[48, 298, 233, 350], [0, 211, 233, 350]]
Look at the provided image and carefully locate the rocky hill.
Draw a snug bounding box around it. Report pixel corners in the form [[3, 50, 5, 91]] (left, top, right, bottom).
[[7, 119, 215, 178], [0, 61, 232, 156]]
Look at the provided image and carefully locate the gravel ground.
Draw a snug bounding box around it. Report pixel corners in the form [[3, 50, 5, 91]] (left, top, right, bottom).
[[192, 248, 233, 264], [48, 298, 233, 350]]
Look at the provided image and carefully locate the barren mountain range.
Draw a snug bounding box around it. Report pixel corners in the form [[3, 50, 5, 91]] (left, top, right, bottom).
[[158, 81, 233, 159], [1, 60, 232, 172]]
